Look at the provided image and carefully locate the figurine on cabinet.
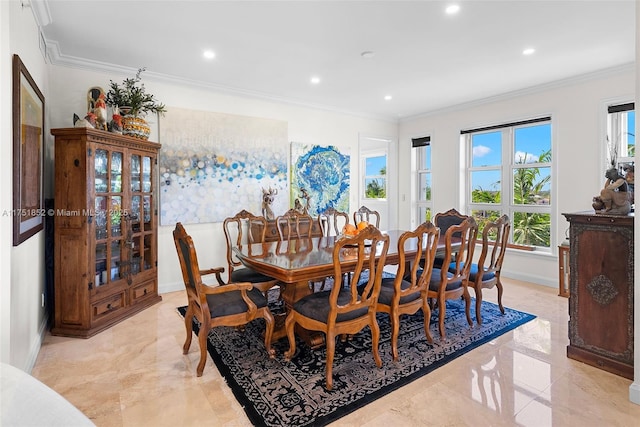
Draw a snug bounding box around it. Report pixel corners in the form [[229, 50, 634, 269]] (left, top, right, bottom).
[[592, 167, 631, 215], [73, 112, 96, 129], [623, 164, 634, 206], [262, 187, 277, 220], [92, 93, 108, 131]]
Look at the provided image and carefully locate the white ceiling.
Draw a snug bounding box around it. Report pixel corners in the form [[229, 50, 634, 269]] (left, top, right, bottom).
[[34, 0, 635, 121]]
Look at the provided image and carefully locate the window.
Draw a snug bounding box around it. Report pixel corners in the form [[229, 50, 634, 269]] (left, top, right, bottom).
[[413, 136, 432, 222], [363, 154, 387, 199], [464, 117, 552, 250], [607, 103, 635, 165]]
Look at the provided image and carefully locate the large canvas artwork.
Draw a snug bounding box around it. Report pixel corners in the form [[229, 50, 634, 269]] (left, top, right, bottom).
[[290, 142, 350, 217], [159, 107, 288, 225]]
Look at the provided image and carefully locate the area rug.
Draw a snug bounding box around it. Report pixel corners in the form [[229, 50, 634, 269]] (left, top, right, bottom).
[[178, 293, 534, 426]]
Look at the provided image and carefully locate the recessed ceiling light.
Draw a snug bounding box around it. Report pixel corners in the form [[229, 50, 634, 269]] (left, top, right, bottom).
[[445, 4, 460, 15], [384, 95, 392, 101], [203, 50, 215, 60], [523, 48, 536, 55], [361, 51, 375, 59], [310, 76, 321, 85]]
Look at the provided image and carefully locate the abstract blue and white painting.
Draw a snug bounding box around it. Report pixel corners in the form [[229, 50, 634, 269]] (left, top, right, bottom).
[[290, 142, 350, 217], [159, 107, 289, 225]]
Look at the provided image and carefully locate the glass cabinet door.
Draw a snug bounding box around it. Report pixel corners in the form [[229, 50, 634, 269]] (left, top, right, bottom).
[[128, 153, 155, 278], [93, 148, 124, 287], [142, 156, 151, 192]]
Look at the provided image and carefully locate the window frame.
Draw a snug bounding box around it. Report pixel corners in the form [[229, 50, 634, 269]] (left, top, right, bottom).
[[607, 102, 635, 168], [362, 152, 387, 200], [464, 117, 553, 252], [413, 137, 432, 222]]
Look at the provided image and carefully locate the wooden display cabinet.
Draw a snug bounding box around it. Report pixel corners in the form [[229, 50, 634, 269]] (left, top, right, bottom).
[[558, 243, 570, 297], [562, 211, 634, 379], [51, 128, 161, 337]]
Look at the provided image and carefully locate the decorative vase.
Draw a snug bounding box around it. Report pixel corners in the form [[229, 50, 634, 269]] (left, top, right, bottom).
[[121, 114, 150, 140]]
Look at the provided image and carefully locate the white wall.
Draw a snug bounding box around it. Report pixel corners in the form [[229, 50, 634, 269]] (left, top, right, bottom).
[[397, 68, 635, 287], [1, 0, 49, 371], [630, 0, 640, 406], [46, 66, 399, 294]]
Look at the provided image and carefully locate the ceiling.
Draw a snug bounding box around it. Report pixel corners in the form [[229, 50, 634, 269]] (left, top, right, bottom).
[[33, 0, 635, 121]]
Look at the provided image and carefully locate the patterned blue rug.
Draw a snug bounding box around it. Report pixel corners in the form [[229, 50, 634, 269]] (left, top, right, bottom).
[[177, 283, 535, 426]]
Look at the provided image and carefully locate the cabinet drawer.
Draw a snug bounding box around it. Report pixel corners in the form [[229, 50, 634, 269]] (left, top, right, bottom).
[[131, 280, 156, 303], [91, 292, 125, 321]]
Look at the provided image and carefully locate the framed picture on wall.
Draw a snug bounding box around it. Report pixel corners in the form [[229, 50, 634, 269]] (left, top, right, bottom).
[[12, 54, 45, 246]]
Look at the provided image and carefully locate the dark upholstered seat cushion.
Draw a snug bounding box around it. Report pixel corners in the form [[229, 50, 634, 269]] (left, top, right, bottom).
[[230, 267, 275, 284], [377, 277, 421, 306], [465, 263, 496, 282], [293, 290, 368, 323], [429, 268, 462, 292], [421, 256, 445, 269], [205, 288, 268, 318], [447, 262, 495, 282]]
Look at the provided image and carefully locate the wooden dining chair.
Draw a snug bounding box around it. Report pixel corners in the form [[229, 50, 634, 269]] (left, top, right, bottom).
[[223, 210, 280, 294], [284, 225, 390, 390], [173, 222, 275, 376], [376, 221, 440, 361], [464, 214, 510, 324], [433, 208, 469, 235], [428, 216, 478, 339], [353, 205, 381, 228], [276, 208, 314, 241], [318, 206, 350, 236], [432, 208, 470, 267], [316, 207, 351, 290]]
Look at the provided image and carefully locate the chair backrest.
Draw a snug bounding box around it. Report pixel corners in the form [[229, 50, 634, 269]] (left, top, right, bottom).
[[223, 210, 268, 273], [434, 208, 469, 237], [394, 221, 440, 297], [439, 216, 478, 285], [353, 205, 381, 228], [173, 222, 203, 298], [318, 207, 349, 237], [329, 225, 389, 319], [275, 209, 314, 240], [476, 214, 510, 282]]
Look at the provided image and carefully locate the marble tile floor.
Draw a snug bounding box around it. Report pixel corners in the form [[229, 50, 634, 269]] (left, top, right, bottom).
[[32, 278, 640, 427]]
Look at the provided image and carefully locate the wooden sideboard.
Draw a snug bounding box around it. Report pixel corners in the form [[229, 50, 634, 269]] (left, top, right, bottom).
[[562, 211, 634, 379], [255, 218, 324, 242], [557, 243, 570, 297]]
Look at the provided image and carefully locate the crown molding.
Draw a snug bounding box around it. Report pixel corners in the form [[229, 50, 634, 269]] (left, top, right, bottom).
[[24, 0, 51, 27], [46, 30, 632, 126], [400, 62, 635, 122], [45, 39, 399, 124], [400, 63, 636, 123]]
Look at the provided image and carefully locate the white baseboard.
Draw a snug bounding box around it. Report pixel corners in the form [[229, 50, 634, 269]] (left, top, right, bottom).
[[159, 281, 184, 295], [26, 316, 48, 374], [630, 382, 640, 405], [501, 270, 556, 289]]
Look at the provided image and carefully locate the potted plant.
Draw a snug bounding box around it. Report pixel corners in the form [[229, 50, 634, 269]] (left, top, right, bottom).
[[105, 67, 166, 140]]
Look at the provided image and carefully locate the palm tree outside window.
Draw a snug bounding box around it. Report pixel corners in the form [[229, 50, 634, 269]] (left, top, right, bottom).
[[464, 117, 552, 251]]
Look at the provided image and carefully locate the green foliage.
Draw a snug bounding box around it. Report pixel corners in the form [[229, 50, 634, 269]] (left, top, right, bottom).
[[472, 186, 500, 203], [513, 212, 551, 246], [471, 148, 551, 248], [366, 179, 386, 198], [106, 68, 167, 116], [511, 149, 551, 247], [513, 149, 550, 205]]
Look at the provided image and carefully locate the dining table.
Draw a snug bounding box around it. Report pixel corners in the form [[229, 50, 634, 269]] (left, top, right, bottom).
[[233, 230, 459, 347]]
